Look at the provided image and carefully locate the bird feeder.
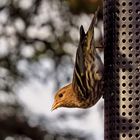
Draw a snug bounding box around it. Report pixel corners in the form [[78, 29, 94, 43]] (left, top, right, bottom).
[[104, 0, 140, 139]]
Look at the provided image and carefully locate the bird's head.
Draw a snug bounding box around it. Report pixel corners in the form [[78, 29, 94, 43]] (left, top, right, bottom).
[[52, 83, 79, 111]]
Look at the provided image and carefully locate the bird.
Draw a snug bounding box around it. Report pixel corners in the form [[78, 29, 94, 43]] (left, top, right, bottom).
[[52, 10, 104, 111]]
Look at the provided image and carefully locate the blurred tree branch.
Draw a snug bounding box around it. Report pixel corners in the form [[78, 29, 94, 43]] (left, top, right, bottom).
[[0, 0, 103, 139]]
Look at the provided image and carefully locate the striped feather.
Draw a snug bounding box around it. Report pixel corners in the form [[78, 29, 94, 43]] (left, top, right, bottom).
[[72, 9, 103, 104]]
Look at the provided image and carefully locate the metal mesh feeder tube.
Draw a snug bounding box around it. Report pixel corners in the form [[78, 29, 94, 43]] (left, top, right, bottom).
[[104, 0, 140, 140]]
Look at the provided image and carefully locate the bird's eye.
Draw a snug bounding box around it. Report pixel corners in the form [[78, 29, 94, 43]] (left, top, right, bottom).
[[59, 93, 63, 98]]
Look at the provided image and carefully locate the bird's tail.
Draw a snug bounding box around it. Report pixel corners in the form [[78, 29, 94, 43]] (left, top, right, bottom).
[[87, 8, 99, 50]]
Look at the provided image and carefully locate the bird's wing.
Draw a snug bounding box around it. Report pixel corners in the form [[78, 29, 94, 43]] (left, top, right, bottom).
[[94, 52, 104, 81], [72, 25, 87, 99], [72, 11, 98, 99]]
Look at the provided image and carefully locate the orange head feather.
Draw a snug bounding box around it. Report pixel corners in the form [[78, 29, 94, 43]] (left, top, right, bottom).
[[52, 83, 80, 110]]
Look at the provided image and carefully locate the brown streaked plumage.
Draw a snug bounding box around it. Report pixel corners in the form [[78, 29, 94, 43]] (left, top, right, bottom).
[[52, 9, 104, 111]]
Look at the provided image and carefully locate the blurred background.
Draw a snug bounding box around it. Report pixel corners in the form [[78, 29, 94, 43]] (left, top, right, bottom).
[[0, 0, 104, 140]]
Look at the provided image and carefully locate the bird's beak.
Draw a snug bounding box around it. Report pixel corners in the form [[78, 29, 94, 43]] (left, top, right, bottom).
[[51, 102, 59, 111]]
